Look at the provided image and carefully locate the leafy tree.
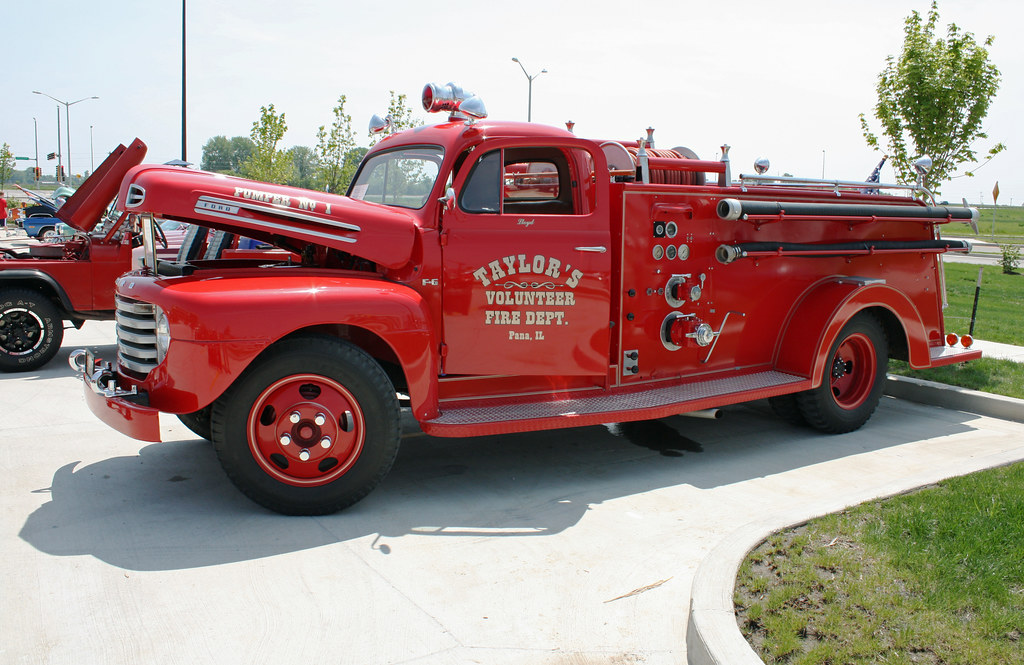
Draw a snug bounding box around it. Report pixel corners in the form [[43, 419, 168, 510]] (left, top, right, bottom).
[[859, 1, 1004, 194], [315, 95, 356, 193], [240, 104, 293, 184], [368, 91, 423, 146], [202, 135, 255, 174], [0, 143, 15, 192], [287, 145, 319, 190]]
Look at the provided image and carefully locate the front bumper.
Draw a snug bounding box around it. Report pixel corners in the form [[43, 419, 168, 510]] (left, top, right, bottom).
[[70, 349, 162, 442]]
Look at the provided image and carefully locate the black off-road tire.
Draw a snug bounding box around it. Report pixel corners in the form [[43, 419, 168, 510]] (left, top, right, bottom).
[[177, 406, 213, 441], [768, 394, 806, 427], [210, 336, 401, 515], [0, 288, 65, 373], [796, 312, 888, 434]]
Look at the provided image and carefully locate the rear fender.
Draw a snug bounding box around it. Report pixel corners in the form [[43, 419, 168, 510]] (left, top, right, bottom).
[[775, 278, 929, 387]]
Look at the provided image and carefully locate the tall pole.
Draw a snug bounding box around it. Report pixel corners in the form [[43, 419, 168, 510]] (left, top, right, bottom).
[[511, 57, 547, 122], [33, 117, 39, 174], [33, 91, 98, 184], [56, 107, 62, 182], [181, 0, 187, 161], [90, 125, 95, 172], [65, 105, 72, 180]]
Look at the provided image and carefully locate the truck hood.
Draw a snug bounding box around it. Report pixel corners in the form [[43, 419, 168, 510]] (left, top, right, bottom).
[[56, 138, 148, 232], [118, 165, 419, 269]]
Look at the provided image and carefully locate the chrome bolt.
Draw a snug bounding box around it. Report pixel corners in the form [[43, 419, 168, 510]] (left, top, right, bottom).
[[299, 449, 311, 461], [289, 411, 301, 424], [314, 413, 326, 426], [280, 434, 292, 446], [320, 436, 331, 449]]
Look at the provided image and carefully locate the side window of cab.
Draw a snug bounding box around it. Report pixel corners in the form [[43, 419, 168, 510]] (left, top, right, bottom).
[[459, 147, 582, 215]]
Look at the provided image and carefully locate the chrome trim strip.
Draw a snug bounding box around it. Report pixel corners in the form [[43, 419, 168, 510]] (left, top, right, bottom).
[[191, 207, 358, 245], [195, 195, 361, 232], [117, 352, 156, 375], [115, 311, 157, 330], [115, 325, 156, 345], [114, 296, 155, 315]]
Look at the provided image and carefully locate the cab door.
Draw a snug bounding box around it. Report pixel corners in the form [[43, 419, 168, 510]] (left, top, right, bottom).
[[440, 139, 610, 376]]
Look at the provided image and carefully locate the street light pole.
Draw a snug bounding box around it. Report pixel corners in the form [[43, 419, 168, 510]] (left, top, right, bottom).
[[182, 0, 187, 161], [32, 91, 99, 183], [511, 57, 547, 122]]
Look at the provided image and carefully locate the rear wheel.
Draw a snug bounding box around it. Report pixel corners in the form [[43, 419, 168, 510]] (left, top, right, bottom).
[[796, 312, 888, 434], [210, 336, 400, 515], [0, 288, 64, 372]]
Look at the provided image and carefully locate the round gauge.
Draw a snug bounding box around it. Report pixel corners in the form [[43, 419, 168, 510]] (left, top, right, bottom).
[[665, 221, 678, 238], [690, 285, 702, 301], [666, 244, 678, 260], [678, 243, 690, 260], [652, 245, 665, 260], [653, 221, 666, 237]]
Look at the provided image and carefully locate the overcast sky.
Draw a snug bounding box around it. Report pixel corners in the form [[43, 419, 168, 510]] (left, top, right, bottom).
[[3, 0, 1021, 205]]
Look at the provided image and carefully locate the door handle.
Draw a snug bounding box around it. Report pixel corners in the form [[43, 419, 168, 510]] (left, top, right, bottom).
[[574, 246, 607, 253]]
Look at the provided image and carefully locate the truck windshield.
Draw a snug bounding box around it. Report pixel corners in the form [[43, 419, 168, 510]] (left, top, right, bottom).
[[348, 146, 444, 209]]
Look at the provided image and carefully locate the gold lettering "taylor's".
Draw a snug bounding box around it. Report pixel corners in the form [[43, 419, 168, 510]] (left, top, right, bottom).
[[472, 254, 583, 288]]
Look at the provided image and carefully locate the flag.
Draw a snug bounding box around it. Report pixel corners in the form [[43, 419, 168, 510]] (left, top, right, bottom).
[[47, 152, 56, 161], [862, 155, 887, 194]]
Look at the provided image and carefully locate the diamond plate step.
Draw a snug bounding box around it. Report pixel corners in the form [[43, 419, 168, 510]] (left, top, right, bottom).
[[422, 370, 809, 437]]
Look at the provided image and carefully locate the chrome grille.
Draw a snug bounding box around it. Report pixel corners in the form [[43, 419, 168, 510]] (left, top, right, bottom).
[[115, 295, 158, 374]]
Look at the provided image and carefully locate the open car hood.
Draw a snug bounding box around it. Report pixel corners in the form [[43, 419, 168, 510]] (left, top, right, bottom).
[[56, 138, 147, 232], [118, 165, 419, 269]]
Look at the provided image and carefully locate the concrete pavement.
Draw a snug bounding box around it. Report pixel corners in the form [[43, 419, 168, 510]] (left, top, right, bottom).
[[2, 321, 1024, 665]]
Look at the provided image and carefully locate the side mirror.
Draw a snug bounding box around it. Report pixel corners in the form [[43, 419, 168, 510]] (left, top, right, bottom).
[[440, 187, 456, 211]]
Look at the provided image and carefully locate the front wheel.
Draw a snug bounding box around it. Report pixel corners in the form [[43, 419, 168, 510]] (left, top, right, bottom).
[[210, 336, 400, 515], [0, 288, 64, 372], [796, 312, 888, 434]]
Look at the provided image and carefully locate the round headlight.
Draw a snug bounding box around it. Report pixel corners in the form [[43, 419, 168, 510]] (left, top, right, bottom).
[[155, 306, 170, 364]]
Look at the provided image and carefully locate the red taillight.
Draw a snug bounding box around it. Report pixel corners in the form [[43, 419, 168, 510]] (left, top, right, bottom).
[[946, 333, 959, 347], [961, 335, 974, 348]]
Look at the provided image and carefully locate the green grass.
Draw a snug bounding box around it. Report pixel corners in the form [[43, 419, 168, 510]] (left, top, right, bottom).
[[962, 205, 1024, 241], [940, 262, 1024, 346], [889, 358, 1024, 400], [887, 262, 1024, 399], [735, 462, 1024, 664]]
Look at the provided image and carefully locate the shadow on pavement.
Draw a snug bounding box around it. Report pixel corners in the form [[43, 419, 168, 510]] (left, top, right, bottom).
[[18, 397, 979, 571]]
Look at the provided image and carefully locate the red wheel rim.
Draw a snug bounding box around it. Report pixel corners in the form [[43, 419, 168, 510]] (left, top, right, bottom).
[[828, 332, 877, 410], [247, 374, 365, 487]]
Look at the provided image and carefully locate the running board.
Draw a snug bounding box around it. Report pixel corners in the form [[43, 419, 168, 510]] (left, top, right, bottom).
[[420, 370, 809, 437]]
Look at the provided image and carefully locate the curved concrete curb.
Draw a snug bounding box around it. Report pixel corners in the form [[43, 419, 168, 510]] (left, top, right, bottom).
[[884, 374, 1024, 424], [686, 379, 1024, 665]]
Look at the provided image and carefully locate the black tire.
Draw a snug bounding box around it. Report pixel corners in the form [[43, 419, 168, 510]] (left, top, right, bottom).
[[38, 226, 55, 240], [176, 225, 208, 262], [768, 394, 806, 427], [210, 336, 400, 515], [177, 406, 213, 440], [0, 288, 64, 372], [796, 312, 888, 434]]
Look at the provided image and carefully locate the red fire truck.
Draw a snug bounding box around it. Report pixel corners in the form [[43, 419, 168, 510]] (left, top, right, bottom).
[[73, 83, 981, 514]]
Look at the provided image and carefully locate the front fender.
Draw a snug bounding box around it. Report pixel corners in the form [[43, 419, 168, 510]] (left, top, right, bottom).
[[122, 272, 438, 420], [774, 278, 929, 387]]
